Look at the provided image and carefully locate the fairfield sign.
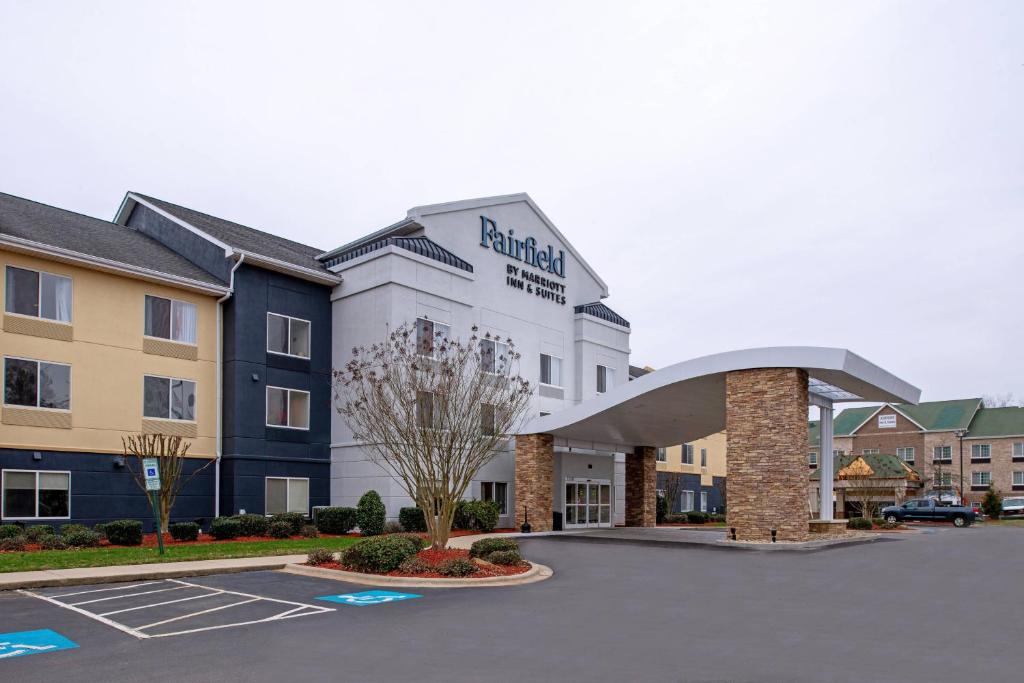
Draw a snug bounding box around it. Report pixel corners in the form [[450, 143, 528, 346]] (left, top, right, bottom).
[[479, 216, 566, 278]]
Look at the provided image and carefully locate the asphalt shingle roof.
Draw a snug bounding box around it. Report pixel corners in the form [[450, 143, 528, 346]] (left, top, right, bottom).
[[131, 193, 329, 275], [965, 406, 1024, 438], [896, 398, 981, 431], [0, 193, 226, 287]]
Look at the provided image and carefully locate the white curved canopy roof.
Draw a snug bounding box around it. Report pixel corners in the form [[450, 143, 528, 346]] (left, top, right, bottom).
[[518, 347, 920, 449]]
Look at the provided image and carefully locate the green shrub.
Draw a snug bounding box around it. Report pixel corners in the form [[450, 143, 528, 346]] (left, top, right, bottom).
[[398, 555, 430, 574], [341, 534, 421, 573], [94, 523, 108, 539], [24, 525, 55, 543], [104, 520, 143, 546], [210, 517, 242, 540], [686, 511, 709, 524], [388, 532, 425, 550], [708, 514, 726, 523], [982, 488, 1003, 519], [270, 512, 306, 535], [356, 490, 386, 536], [0, 536, 27, 551], [883, 520, 901, 529], [233, 514, 270, 537], [438, 558, 477, 577], [300, 524, 319, 538], [872, 518, 886, 527], [59, 523, 89, 536], [656, 494, 668, 524], [306, 547, 336, 566], [39, 536, 68, 550], [0, 524, 22, 539], [268, 520, 293, 538], [663, 513, 688, 524], [454, 500, 500, 532], [315, 507, 357, 534], [468, 537, 519, 558], [63, 529, 102, 548], [169, 522, 200, 542], [848, 517, 873, 530], [486, 549, 522, 565], [399, 507, 427, 532], [383, 520, 402, 534]]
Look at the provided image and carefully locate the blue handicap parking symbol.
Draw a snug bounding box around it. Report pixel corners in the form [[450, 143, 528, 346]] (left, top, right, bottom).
[[316, 590, 421, 606], [0, 629, 78, 660]]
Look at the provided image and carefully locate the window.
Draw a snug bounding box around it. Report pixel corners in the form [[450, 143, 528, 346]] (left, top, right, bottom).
[[480, 403, 496, 436], [2, 470, 70, 519], [656, 448, 667, 462], [897, 447, 915, 464], [596, 365, 614, 393], [933, 446, 952, 463], [480, 482, 508, 515], [877, 414, 897, 429], [700, 448, 707, 468], [4, 266, 72, 323], [1013, 472, 1024, 487], [680, 490, 695, 512], [144, 295, 196, 344], [416, 318, 450, 358], [266, 386, 309, 429], [971, 444, 991, 461], [700, 491, 708, 513], [863, 448, 880, 455], [267, 313, 310, 358], [265, 477, 309, 515], [934, 472, 953, 487], [540, 354, 562, 386], [682, 444, 694, 465], [834, 449, 845, 457], [4, 357, 70, 409], [416, 390, 442, 430], [1014, 443, 1024, 460], [144, 375, 196, 421], [479, 338, 508, 374], [808, 452, 818, 468], [972, 471, 991, 487]]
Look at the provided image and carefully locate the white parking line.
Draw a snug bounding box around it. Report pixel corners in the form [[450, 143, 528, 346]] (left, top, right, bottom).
[[69, 585, 188, 606], [98, 590, 224, 617], [137, 598, 261, 631], [47, 582, 164, 599], [18, 589, 149, 640]]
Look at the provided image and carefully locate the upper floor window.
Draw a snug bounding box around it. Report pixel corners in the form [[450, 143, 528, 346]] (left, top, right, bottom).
[[656, 448, 667, 462], [540, 354, 562, 387], [144, 375, 195, 421], [416, 318, 450, 358], [863, 448, 880, 455], [5, 266, 72, 323], [834, 449, 845, 457], [145, 295, 196, 344], [971, 444, 991, 461], [934, 471, 953, 487], [416, 390, 443, 430], [933, 446, 952, 463], [266, 386, 309, 430], [2, 469, 70, 519], [700, 448, 708, 468], [897, 447, 915, 464], [682, 444, 694, 465], [972, 471, 991, 487], [1013, 471, 1024, 487], [596, 365, 614, 394], [267, 313, 310, 359], [479, 339, 508, 374], [808, 452, 818, 468], [480, 403, 496, 436], [4, 357, 70, 410], [1014, 443, 1024, 460]]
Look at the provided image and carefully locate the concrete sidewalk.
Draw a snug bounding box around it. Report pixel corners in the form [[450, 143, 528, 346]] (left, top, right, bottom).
[[0, 554, 308, 590]]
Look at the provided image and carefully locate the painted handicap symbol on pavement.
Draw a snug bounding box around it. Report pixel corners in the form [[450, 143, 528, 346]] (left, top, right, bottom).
[[0, 629, 78, 660], [316, 590, 421, 606]]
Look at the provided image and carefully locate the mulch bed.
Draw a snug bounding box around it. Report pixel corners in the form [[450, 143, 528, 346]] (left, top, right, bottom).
[[313, 547, 531, 579]]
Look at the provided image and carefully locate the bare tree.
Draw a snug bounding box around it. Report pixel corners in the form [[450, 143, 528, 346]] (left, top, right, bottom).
[[982, 393, 1020, 408], [839, 457, 882, 520], [663, 472, 682, 515], [333, 323, 533, 549], [123, 433, 213, 533]]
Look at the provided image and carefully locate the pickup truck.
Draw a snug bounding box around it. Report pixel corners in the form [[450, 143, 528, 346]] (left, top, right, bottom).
[[881, 498, 976, 527]]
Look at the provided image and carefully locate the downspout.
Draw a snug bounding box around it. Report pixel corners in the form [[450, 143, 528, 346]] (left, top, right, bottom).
[[214, 253, 245, 518]]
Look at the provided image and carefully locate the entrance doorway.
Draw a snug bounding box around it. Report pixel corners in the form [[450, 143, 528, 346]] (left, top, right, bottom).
[[564, 478, 612, 528]]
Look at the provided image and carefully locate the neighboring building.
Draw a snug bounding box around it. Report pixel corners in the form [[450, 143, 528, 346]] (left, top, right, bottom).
[[656, 431, 727, 514], [809, 453, 922, 518], [1, 193, 228, 527], [809, 399, 1024, 506]]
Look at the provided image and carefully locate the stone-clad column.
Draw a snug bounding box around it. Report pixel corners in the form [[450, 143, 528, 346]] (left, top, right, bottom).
[[625, 446, 657, 527], [515, 433, 554, 532], [726, 368, 810, 541]]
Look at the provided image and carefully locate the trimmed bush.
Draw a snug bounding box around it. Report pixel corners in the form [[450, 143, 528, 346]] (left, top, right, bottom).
[[848, 517, 873, 530], [306, 547, 336, 566], [270, 512, 306, 535], [341, 534, 420, 573], [663, 513, 688, 524], [356, 490, 386, 536], [63, 529, 102, 548], [883, 520, 901, 530], [468, 537, 519, 559], [169, 522, 200, 542], [453, 500, 500, 532], [398, 555, 430, 574], [383, 520, 402, 534], [872, 518, 886, 527], [268, 520, 293, 538], [94, 523, 108, 539], [0, 536, 27, 551], [60, 523, 89, 536], [656, 494, 668, 524], [686, 511, 709, 524], [486, 549, 522, 565], [233, 514, 270, 537], [388, 532, 426, 550], [399, 507, 427, 532], [24, 525, 55, 543], [39, 536, 68, 550], [708, 514, 726, 523], [210, 517, 242, 540], [0, 524, 22, 539], [438, 558, 477, 577], [104, 520, 143, 546], [982, 487, 1003, 519], [300, 524, 319, 538], [315, 507, 357, 534]]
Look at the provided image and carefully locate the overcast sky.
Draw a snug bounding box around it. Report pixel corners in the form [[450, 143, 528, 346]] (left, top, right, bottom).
[[1, 1, 1020, 404]]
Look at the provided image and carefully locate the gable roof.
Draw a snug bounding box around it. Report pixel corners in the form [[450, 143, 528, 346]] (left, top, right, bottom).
[[897, 398, 981, 432], [117, 193, 338, 284], [965, 406, 1024, 438], [833, 406, 877, 436], [0, 192, 228, 293], [811, 453, 921, 481]]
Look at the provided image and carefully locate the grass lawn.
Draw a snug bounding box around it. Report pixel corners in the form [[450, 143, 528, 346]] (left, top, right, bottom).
[[0, 536, 361, 573], [980, 518, 1024, 527]]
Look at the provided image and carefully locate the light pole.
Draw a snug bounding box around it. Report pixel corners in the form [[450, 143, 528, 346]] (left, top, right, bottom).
[[954, 428, 968, 505]]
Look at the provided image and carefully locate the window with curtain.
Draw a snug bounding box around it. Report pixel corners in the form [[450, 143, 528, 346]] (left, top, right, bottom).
[[479, 339, 508, 374], [540, 354, 562, 386], [145, 295, 196, 344], [5, 266, 72, 322], [2, 470, 70, 518], [143, 375, 195, 420], [415, 318, 450, 358], [3, 357, 70, 409], [265, 477, 309, 515], [596, 365, 614, 393], [266, 386, 309, 429], [267, 313, 310, 358]]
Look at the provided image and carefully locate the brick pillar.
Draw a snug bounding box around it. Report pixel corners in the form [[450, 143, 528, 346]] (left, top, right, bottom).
[[726, 368, 810, 542], [626, 446, 657, 527], [515, 433, 554, 532]]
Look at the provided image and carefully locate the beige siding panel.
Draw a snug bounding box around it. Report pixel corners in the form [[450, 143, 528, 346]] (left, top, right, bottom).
[[143, 337, 199, 361], [2, 407, 72, 429], [3, 314, 73, 341], [141, 419, 198, 438]]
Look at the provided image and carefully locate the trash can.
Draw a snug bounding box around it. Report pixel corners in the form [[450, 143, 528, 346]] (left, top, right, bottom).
[[553, 511, 563, 531]]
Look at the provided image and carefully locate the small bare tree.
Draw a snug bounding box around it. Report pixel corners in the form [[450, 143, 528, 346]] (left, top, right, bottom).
[[123, 433, 213, 533], [663, 472, 682, 516], [839, 457, 881, 520], [333, 323, 533, 549]]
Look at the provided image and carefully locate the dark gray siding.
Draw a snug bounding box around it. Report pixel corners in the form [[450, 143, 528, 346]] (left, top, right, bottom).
[[126, 203, 232, 283]]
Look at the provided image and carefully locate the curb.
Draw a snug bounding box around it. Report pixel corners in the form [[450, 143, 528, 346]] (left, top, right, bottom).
[[535, 531, 894, 553], [281, 561, 554, 588]]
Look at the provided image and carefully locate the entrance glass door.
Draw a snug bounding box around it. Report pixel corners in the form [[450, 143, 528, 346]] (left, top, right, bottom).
[[564, 479, 612, 528]]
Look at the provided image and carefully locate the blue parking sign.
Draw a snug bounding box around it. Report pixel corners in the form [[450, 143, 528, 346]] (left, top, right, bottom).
[[316, 590, 421, 606], [0, 630, 78, 659]]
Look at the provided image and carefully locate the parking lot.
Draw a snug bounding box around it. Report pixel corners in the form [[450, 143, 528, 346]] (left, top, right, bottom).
[[2, 525, 1023, 682]]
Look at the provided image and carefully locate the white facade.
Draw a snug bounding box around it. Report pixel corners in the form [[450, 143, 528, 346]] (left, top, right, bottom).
[[326, 194, 631, 527]]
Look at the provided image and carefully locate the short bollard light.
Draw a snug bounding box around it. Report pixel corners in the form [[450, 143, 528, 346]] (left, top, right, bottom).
[[770, 528, 777, 543], [521, 507, 532, 534], [730, 527, 736, 541]]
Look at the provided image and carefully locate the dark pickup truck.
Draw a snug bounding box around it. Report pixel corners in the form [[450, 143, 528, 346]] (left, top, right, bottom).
[[881, 499, 976, 527]]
